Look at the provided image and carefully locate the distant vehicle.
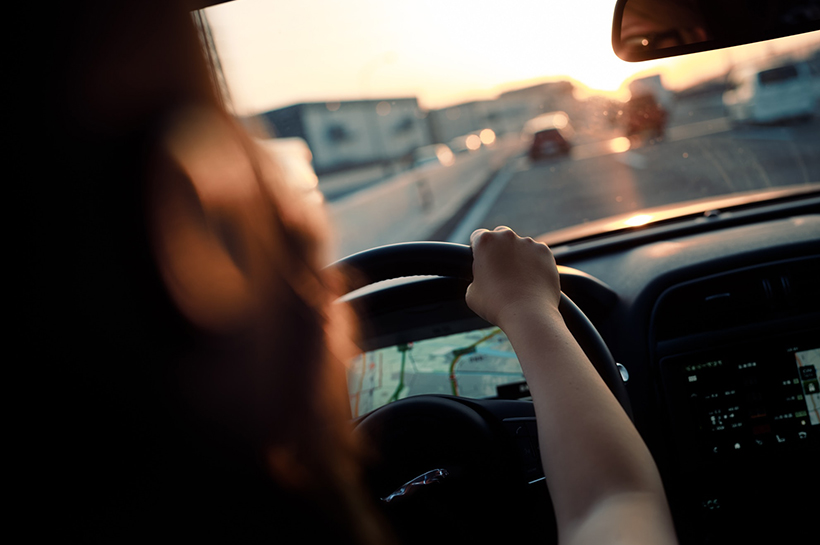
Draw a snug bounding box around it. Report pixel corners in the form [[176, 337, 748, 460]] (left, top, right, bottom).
[[623, 75, 670, 138], [522, 111, 573, 160], [411, 143, 455, 168], [622, 94, 668, 138], [628, 74, 673, 111], [723, 61, 815, 124], [448, 134, 482, 156]]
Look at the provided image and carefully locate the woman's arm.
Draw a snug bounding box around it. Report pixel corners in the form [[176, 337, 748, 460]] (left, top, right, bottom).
[[466, 227, 677, 545]]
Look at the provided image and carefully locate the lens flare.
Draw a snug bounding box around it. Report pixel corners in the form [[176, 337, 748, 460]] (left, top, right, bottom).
[[479, 128, 496, 145], [435, 145, 455, 166], [376, 101, 391, 116], [624, 214, 653, 227], [608, 136, 631, 153]]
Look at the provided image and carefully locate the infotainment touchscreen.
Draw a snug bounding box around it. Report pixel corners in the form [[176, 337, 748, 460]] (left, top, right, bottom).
[[660, 331, 820, 462], [794, 347, 820, 424], [347, 327, 526, 418]]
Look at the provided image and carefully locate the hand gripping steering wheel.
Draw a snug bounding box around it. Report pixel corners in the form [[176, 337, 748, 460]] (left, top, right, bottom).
[[329, 241, 630, 544]]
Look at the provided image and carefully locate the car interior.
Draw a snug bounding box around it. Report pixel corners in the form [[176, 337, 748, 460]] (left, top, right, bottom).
[[198, 1, 820, 543], [335, 199, 819, 543]]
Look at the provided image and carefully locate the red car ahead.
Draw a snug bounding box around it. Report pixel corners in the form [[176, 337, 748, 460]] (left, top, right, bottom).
[[623, 94, 667, 138]]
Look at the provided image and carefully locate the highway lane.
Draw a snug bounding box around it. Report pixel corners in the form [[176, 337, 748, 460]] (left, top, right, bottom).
[[454, 111, 820, 241], [327, 95, 819, 256]]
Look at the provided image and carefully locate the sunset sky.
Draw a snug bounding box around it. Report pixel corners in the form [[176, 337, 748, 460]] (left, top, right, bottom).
[[205, 0, 820, 115]]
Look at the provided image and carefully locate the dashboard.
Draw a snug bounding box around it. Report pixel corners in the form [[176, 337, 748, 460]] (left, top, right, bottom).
[[346, 200, 820, 544]]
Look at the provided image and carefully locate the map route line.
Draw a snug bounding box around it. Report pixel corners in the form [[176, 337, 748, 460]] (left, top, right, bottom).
[[449, 328, 503, 396], [388, 343, 410, 403], [353, 353, 366, 418]]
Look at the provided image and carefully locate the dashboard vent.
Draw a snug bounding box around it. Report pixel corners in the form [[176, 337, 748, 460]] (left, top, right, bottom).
[[653, 256, 820, 340]]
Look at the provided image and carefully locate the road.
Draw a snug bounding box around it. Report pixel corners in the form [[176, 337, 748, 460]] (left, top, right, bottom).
[[448, 95, 820, 241]]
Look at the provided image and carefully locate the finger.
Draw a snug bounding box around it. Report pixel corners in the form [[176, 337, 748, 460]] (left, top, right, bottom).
[[493, 225, 512, 232], [470, 228, 489, 247]]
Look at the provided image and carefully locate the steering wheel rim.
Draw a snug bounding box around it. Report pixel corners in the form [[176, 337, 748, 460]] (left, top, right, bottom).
[[331, 241, 631, 415], [329, 241, 630, 544]]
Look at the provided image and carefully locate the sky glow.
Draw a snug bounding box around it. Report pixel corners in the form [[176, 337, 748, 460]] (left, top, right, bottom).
[[205, 0, 820, 115]]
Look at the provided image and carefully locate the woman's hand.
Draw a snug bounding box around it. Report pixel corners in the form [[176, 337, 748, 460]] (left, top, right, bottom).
[[466, 226, 561, 329], [467, 228, 678, 545]]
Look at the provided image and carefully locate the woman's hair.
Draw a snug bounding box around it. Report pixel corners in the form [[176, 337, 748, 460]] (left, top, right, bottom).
[[36, 0, 388, 541]]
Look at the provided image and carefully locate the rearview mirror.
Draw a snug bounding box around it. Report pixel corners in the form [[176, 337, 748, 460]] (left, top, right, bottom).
[[612, 0, 820, 62]]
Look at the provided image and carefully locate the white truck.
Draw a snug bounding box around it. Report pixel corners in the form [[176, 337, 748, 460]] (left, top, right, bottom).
[[722, 61, 815, 124]]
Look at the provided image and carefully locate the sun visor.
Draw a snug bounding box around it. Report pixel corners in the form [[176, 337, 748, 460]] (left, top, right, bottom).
[[188, 0, 232, 11]]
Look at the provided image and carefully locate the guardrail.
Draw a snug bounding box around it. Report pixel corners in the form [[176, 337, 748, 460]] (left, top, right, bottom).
[[328, 136, 523, 259]]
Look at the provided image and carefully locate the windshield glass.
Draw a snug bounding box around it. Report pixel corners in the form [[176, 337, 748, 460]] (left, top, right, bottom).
[[203, 1, 819, 259], [759, 64, 800, 85], [201, 0, 818, 410]]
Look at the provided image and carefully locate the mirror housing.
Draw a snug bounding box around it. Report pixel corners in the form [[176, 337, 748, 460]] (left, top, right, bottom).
[[612, 0, 820, 62]]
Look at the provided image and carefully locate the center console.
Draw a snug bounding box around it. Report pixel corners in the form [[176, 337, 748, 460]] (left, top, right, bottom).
[[651, 256, 820, 543], [660, 334, 819, 461]]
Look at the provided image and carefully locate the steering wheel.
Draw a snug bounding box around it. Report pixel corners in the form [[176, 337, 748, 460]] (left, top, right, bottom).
[[329, 241, 630, 544]]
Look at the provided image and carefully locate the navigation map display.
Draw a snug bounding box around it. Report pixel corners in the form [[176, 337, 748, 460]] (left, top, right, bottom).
[[794, 347, 820, 425], [348, 327, 524, 418]]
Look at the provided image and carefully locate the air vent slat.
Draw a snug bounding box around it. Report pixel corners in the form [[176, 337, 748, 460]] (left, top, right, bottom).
[[654, 257, 820, 340]]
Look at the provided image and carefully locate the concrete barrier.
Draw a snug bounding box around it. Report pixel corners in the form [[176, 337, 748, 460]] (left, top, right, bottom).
[[328, 136, 522, 259]]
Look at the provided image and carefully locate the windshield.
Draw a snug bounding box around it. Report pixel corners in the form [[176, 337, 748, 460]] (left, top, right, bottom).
[[201, 0, 818, 410], [203, 1, 819, 259], [759, 64, 801, 85]]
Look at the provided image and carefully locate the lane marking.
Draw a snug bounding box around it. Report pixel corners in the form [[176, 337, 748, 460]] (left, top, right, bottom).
[[787, 139, 811, 184], [748, 152, 774, 188], [446, 162, 518, 243]]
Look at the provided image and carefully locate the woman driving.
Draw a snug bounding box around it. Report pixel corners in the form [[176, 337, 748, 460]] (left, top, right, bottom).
[[36, 1, 677, 543]]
